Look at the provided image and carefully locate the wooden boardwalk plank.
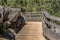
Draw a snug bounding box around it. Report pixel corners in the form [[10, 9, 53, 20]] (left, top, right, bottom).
[[16, 22, 46, 40]]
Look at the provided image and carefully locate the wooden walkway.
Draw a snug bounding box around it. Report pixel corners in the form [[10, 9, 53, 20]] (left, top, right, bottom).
[[0, 21, 46, 40], [15, 21, 46, 40]]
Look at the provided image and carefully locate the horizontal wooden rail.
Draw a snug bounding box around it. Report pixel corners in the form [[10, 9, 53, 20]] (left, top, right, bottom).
[[43, 11, 60, 40], [43, 11, 60, 22], [22, 12, 43, 21], [22, 12, 41, 14], [45, 19, 60, 29]]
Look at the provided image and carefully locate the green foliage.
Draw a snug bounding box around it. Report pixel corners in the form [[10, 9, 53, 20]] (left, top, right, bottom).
[[0, 22, 5, 35], [0, 0, 41, 12], [41, 0, 60, 17], [0, 0, 60, 17]]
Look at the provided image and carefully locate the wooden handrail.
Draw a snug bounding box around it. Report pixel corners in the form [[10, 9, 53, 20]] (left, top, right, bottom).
[[45, 19, 60, 29], [43, 11, 60, 22], [43, 11, 60, 40]]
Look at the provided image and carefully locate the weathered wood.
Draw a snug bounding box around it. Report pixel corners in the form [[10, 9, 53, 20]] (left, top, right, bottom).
[[43, 11, 60, 40], [43, 24, 60, 40], [23, 12, 43, 21], [45, 19, 60, 29], [23, 12, 41, 14], [15, 22, 46, 40], [43, 11, 60, 22]]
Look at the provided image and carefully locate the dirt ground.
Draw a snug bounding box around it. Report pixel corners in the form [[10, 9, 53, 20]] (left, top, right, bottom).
[[16, 21, 46, 40]]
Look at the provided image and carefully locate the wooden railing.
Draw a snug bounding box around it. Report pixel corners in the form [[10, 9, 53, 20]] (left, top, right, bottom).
[[43, 11, 60, 40], [22, 12, 43, 21]]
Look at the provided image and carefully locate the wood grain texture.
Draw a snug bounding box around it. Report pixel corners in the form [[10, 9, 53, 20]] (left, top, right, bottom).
[[15, 22, 46, 40]]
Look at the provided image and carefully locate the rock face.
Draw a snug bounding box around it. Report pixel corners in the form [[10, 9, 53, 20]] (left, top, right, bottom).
[[15, 22, 46, 40], [0, 6, 21, 22], [0, 6, 25, 40], [0, 6, 25, 28]]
